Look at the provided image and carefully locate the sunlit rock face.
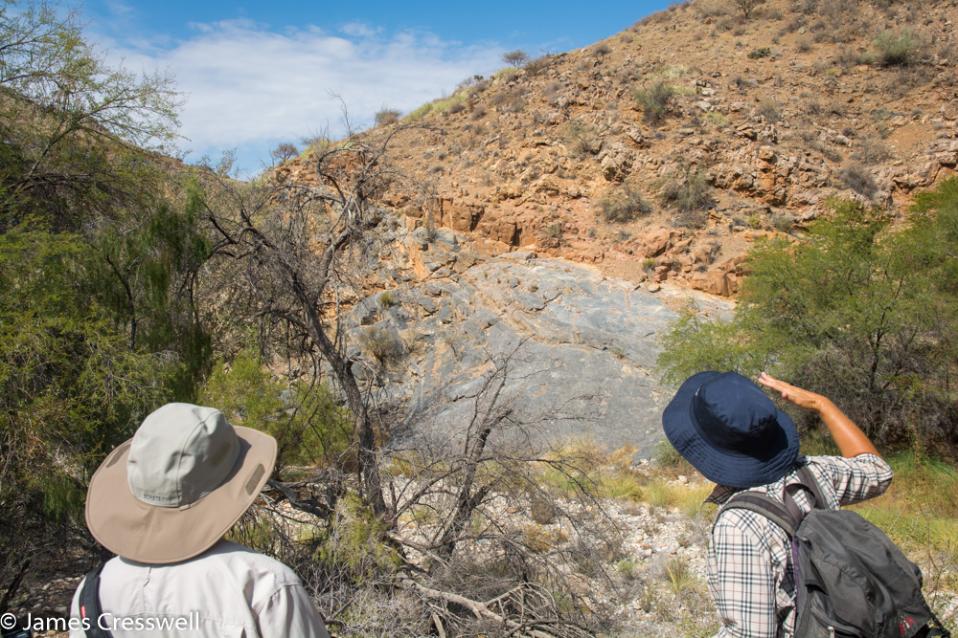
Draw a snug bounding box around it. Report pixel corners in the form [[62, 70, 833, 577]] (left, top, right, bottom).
[[347, 241, 730, 455]]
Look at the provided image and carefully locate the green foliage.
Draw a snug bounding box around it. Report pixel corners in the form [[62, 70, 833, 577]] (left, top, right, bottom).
[[200, 348, 353, 471], [359, 326, 406, 368], [0, 1, 179, 231], [756, 100, 782, 123], [563, 120, 602, 158], [374, 108, 401, 126], [0, 229, 182, 522], [748, 47, 772, 59], [405, 92, 468, 121], [0, 5, 213, 596], [634, 81, 675, 126], [663, 556, 695, 594], [379, 291, 398, 308], [270, 143, 299, 164], [598, 184, 651, 223], [705, 111, 730, 128], [852, 453, 958, 564], [92, 195, 212, 394], [734, 0, 767, 19], [315, 493, 401, 583], [659, 182, 958, 450], [653, 439, 693, 473], [659, 167, 714, 226], [874, 29, 920, 66]]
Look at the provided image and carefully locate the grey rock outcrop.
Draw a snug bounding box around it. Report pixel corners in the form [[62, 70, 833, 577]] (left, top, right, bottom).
[[348, 243, 729, 455]]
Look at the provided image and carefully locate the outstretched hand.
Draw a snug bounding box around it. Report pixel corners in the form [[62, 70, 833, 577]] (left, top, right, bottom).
[[757, 372, 825, 411], [758, 372, 880, 457]]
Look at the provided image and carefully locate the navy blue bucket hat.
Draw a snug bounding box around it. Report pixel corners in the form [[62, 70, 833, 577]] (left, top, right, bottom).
[[662, 371, 800, 488]]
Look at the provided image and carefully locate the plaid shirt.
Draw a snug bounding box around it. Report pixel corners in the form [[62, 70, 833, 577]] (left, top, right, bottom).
[[705, 454, 893, 638]]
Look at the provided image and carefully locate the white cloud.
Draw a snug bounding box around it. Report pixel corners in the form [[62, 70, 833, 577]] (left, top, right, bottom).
[[340, 22, 381, 38], [96, 20, 506, 170]]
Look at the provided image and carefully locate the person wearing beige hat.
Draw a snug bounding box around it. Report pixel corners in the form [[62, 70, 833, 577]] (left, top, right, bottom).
[[68, 403, 331, 637]]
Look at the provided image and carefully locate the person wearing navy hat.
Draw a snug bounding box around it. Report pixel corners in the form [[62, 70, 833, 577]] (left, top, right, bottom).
[[662, 371, 894, 638]]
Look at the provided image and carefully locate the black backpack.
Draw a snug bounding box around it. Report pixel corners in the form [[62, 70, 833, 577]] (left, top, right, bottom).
[[79, 563, 113, 638], [721, 466, 951, 638]]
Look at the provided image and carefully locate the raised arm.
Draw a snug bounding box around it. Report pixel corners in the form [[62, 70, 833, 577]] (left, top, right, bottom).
[[756, 372, 880, 458]]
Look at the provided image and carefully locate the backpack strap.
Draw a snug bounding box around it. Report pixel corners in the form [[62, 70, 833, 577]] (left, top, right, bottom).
[[795, 465, 827, 509], [79, 563, 113, 638], [720, 492, 801, 537], [718, 464, 828, 537]]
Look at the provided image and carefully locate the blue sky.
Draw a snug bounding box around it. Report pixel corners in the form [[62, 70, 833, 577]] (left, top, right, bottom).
[[80, 0, 674, 175]]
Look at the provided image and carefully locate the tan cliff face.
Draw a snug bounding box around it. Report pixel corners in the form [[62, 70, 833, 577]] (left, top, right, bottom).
[[280, 0, 958, 297]]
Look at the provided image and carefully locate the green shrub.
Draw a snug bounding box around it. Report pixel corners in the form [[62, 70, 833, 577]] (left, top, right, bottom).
[[270, 143, 298, 163], [0, 4, 212, 597], [489, 87, 526, 113], [598, 184, 651, 223], [379, 290, 398, 308], [748, 47, 772, 59], [407, 102, 434, 120], [852, 453, 958, 563], [374, 108, 401, 126], [874, 29, 920, 66], [200, 348, 353, 470], [315, 493, 402, 583], [406, 93, 469, 121], [563, 120, 602, 157], [634, 81, 675, 126], [734, 0, 767, 19], [524, 55, 554, 76], [359, 326, 406, 367], [0, 4, 177, 233], [663, 556, 695, 594], [654, 439, 682, 466], [659, 167, 714, 226], [543, 221, 564, 246], [0, 229, 184, 521], [705, 111, 730, 128], [658, 181, 958, 451]]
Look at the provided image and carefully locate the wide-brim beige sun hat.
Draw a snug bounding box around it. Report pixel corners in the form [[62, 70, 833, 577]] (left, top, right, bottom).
[[85, 403, 277, 564]]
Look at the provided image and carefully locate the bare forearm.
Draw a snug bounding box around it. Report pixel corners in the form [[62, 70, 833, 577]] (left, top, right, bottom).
[[814, 397, 880, 458], [758, 373, 881, 458]]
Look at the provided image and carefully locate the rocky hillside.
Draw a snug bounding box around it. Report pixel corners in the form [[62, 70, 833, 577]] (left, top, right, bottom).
[[283, 0, 958, 297]]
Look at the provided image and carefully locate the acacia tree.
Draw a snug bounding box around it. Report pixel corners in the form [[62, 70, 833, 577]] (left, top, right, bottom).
[[502, 49, 529, 67], [0, 1, 179, 230], [734, 0, 767, 19], [197, 131, 413, 515], [658, 190, 958, 450]]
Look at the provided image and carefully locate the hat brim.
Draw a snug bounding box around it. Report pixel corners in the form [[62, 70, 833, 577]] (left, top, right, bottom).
[[85, 426, 276, 564], [662, 371, 800, 489]]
